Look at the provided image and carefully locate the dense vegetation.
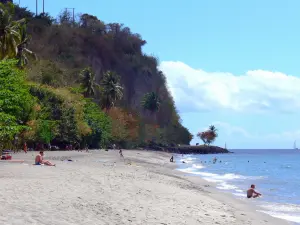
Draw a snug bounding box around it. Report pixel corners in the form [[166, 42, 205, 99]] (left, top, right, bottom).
[[0, 3, 192, 152]]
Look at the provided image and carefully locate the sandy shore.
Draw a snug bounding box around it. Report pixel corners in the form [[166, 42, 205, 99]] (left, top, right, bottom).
[[0, 150, 291, 225]]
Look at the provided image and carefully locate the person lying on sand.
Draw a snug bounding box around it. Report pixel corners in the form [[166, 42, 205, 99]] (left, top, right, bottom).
[[247, 184, 261, 198], [35, 151, 55, 166]]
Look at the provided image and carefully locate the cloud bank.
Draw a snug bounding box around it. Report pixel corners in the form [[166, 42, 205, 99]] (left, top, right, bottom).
[[159, 61, 300, 113], [211, 121, 300, 142]]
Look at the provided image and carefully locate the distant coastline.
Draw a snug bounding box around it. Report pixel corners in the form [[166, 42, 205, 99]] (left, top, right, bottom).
[[162, 145, 231, 154]]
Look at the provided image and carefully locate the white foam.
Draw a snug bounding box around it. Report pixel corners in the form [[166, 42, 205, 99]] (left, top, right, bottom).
[[216, 183, 238, 190], [192, 164, 205, 169], [258, 210, 300, 223], [258, 203, 300, 223], [233, 193, 245, 197], [260, 203, 300, 213]]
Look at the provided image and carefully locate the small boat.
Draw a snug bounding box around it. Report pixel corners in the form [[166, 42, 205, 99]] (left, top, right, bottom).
[[294, 140, 298, 150]]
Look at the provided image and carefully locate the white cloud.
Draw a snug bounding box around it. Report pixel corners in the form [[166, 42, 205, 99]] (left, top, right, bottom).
[[212, 121, 252, 138], [159, 61, 300, 113]]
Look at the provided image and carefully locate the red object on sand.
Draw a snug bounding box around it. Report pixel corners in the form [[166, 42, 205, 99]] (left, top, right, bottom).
[[1, 154, 12, 160]]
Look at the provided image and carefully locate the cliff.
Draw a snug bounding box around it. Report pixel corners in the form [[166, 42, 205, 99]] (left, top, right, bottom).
[[3, 5, 193, 148]]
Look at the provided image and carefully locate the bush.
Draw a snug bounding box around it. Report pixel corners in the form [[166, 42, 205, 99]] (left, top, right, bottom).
[[83, 100, 112, 148]]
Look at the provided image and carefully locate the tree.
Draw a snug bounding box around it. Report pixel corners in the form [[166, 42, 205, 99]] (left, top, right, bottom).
[[0, 60, 35, 123], [197, 125, 218, 146], [141, 92, 161, 113], [16, 23, 37, 68], [79, 67, 98, 97], [0, 112, 28, 152], [37, 120, 57, 145], [0, 3, 25, 60], [83, 100, 112, 148], [107, 107, 139, 148], [100, 71, 123, 111]]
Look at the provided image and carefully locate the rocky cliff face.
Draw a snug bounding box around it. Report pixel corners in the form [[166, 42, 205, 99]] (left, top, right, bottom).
[[18, 9, 192, 144]]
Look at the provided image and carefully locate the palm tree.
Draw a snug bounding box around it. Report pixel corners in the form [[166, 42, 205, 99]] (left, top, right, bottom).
[[207, 125, 218, 145], [141, 92, 161, 113], [16, 23, 36, 68], [0, 3, 25, 60], [208, 125, 218, 134], [80, 67, 98, 97], [100, 71, 123, 111]]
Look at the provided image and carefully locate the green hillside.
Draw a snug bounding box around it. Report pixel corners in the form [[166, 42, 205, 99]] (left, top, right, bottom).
[[0, 3, 192, 151]]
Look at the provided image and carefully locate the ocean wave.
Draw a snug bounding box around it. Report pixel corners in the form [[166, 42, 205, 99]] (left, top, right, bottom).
[[258, 202, 300, 223], [192, 164, 205, 169], [180, 157, 196, 164], [260, 203, 300, 213], [216, 183, 238, 190], [233, 192, 245, 197], [258, 210, 300, 223]]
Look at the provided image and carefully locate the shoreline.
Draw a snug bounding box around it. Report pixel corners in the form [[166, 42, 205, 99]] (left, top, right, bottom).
[[0, 150, 291, 225]]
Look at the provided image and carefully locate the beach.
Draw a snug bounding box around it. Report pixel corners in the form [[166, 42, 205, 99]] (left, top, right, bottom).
[[0, 150, 291, 225]]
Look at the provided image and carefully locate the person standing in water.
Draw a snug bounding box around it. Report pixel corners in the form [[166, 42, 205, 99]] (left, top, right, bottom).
[[247, 184, 262, 198], [213, 157, 217, 164]]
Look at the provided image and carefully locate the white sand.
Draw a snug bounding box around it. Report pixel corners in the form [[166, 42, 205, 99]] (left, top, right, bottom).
[[0, 150, 291, 225]]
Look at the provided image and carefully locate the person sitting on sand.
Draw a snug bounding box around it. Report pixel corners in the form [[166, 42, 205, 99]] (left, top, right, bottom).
[[170, 156, 174, 162], [35, 151, 55, 166], [247, 184, 261, 198], [119, 149, 123, 157]]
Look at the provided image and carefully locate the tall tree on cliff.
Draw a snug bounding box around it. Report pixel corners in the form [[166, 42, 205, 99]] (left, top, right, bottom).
[[0, 3, 24, 60], [100, 71, 123, 111], [80, 67, 99, 97], [141, 92, 161, 123], [16, 23, 36, 67]]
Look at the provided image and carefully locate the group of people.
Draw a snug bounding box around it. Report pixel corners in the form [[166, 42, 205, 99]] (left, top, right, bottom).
[[169, 155, 262, 199]]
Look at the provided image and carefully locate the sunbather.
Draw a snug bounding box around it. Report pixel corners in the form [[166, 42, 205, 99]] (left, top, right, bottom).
[[35, 151, 55, 166]]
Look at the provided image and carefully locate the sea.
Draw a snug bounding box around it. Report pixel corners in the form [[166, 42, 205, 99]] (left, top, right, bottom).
[[176, 149, 300, 224]]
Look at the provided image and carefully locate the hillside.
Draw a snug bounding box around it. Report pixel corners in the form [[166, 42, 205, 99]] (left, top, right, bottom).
[[0, 3, 192, 151]]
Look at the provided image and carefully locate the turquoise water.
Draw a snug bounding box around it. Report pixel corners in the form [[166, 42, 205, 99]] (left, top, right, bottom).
[[176, 149, 300, 224]]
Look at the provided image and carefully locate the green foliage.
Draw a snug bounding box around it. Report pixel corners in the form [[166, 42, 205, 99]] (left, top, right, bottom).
[[100, 71, 123, 110], [0, 112, 28, 151], [37, 119, 57, 144], [0, 2, 24, 60], [0, 3, 35, 66], [80, 67, 98, 97], [16, 23, 37, 68], [8, 6, 194, 147], [58, 107, 80, 145], [83, 100, 112, 148], [0, 60, 34, 122], [141, 92, 161, 113]]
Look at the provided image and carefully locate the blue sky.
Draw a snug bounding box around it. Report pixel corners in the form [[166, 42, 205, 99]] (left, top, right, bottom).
[[23, 0, 300, 149]]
